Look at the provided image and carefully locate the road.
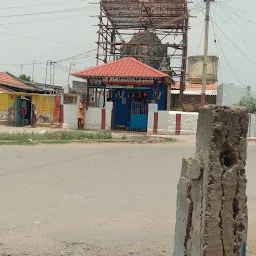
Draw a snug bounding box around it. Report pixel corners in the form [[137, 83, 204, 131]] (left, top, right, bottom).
[[0, 143, 255, 256]]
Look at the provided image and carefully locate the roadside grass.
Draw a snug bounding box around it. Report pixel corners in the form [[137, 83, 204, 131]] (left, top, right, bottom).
[[0, 131, 177, 145], [164, 137, 177, 143], [0, 131, 112, 145]]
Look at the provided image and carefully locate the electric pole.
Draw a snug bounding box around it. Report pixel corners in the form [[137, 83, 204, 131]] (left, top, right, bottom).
[[32, 60, 37, 82], [20, 64, 23, 75], [45, 60, 52, 91], [201, 0, 211, 106], [67, 63, 75, 91]]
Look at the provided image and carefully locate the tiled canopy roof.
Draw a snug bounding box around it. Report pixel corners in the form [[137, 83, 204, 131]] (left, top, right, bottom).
[[72, 57, 169, 79]]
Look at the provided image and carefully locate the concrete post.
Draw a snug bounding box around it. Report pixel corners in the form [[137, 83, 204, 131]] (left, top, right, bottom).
[[173, 106, 249, 256]]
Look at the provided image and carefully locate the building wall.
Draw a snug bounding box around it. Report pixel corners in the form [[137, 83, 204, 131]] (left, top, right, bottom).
[[32, 95, 61, 125], [84, 103, 113, 131], [148, 107, 256, 139], [0, 94, 9, 123], [0, 94, 15, 124], [148, 107, 199, 135], [216, 83, 254, 106], [249, 114, 256, 137], [85, 107, 102, 131], [183, 95, 216, 105], [170, 94, 216, 110], [63, 94, 80, 129]]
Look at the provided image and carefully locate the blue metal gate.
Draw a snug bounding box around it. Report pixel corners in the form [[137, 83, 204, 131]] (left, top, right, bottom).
[[129, 102, 148, 132]]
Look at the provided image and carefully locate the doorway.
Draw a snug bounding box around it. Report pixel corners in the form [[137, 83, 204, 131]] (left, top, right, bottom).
[[15, 96, 32, 126]]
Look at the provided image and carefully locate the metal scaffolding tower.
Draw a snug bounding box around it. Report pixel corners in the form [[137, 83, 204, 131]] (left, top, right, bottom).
[[96, 0, 189, 102]]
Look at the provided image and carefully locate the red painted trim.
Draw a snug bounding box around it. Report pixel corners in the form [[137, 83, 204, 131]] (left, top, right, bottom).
[[111, 108, 114, 130], [164, 84, 168, 110], [176, 113, 181, 135], [153, 112, 158, 135], [201, 93, 206, 106], [101, 108, 106, 131], [59, 104, 64, 128]]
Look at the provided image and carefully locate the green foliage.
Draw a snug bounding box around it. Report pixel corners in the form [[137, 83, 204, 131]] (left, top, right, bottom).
[[0, 131, 112, 145], [236, 96, 256, 113], [19, 74, 31, 82]]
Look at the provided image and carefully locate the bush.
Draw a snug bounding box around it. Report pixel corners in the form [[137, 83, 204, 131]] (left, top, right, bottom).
[[236, 96, 256, 113]]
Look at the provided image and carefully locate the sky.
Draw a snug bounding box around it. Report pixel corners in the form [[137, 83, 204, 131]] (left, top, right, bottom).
[[0, 0, 255, 90]]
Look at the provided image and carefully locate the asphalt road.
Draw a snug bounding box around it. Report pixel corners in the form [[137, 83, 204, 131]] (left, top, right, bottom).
[[0, 143, 255, 256]]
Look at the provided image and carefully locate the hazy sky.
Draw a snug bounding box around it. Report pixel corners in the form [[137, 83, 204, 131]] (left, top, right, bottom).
[[0, 0, 254, 89]]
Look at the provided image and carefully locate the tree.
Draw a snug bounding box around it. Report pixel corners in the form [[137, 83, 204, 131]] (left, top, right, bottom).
[[237, 96, 256, 113], [19, 74, 31, 82]]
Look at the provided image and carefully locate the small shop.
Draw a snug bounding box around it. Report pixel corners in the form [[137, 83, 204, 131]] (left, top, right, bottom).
[[73, 57, 174, 132], [0, 92, 62, 127]]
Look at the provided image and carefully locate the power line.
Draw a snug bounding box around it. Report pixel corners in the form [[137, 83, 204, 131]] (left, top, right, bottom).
[[0, 31, 86, 47], [212, 23, 244, 87], [0, 0, 89, 10], [211, 6, 256, 56], [197, 22, 204, 54], [214, 2, 256, 40], [57, 49, 97, 63], [212, 19, 255, 66], [194, 5, 256, 66], [0, 14, 89, 27], [210, 13, 223, 84], [0, 7, 88, 19], [0, 62, 44, 66]]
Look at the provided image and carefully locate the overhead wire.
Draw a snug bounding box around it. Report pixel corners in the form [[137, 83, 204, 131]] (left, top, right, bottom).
[[0, 7, 90, 19], [211, 20, 245, 87], [0, 14, 90, 27], [194, 4, 255, 66], [209, 12, 223, 84], [214, 1, 256, 37], [0, 31, 87, 48], [0, 0, 88, 10], [210, 7, 256, 57]]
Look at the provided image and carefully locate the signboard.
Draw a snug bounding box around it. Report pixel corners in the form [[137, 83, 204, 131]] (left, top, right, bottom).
[[89, 84, 152, 90], [72, 81, 87, 94], [63, 94, 78, 104]]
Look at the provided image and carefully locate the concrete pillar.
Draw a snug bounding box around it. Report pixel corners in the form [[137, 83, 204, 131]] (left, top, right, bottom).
[[173, 106, 249, 256]]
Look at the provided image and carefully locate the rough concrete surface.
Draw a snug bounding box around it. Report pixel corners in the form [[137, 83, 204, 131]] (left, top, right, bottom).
[[0, 143, 255, 256], [173, 106, 250, 256]]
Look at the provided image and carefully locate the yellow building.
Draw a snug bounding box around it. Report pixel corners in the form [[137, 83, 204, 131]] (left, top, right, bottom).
[[0, 72, 62, 127]]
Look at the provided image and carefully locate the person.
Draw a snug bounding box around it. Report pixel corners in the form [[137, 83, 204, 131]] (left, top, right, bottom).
[[20, 100, 27, 125], [136, 92, 143, 102], [77, 98, 87, 130], [142, 92, 148, 104]]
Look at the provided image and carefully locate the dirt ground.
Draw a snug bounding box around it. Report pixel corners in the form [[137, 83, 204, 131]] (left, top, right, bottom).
[[0, 143, 255, 255]]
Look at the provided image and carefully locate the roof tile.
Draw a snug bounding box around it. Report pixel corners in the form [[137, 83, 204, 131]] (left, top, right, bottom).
[[72, 57, 169, 79], [172, 83, 218, 91], [0, 72, 34, 90]]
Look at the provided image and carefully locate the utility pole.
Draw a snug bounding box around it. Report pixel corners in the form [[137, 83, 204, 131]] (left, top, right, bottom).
[[20, 64, 23, 75], [32, 60, 37, 81], [201, 0, 211, 106], [45, 60, 52, 91], [67, 63, 75, 91]]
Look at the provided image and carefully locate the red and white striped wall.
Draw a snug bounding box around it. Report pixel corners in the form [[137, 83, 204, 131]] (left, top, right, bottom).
[[148, 111, 199, 135], [84, 103, 113, 131]]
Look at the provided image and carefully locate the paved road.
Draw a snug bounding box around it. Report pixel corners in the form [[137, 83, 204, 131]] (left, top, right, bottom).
[[0, 143, 255, 256]]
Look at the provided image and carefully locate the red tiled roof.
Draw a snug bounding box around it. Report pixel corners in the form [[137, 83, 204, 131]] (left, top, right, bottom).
[[172, 83, 218, 91], [72, 57, 169, 79], [0, 72, 34, 91]]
